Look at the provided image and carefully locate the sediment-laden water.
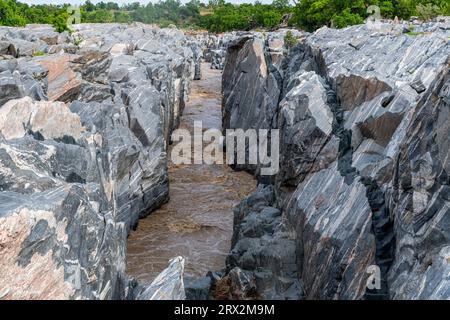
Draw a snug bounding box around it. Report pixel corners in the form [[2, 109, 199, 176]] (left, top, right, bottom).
[[126, 63, 256, 283]]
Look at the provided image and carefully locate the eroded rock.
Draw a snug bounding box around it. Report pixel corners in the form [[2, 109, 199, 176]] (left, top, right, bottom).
[[221, 22, 450, 300], [0, 23, 199, 300]]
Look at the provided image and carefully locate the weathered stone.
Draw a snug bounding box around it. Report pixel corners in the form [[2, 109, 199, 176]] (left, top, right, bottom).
[[228, 267, 257, 299], [135, 257, 186, 300], [0, 97, 84, 141], [0, 185, 127, 300], [227, 184, 303, 299], [0, 70, 22, 106], [387, 63, 450, 300], [221, 22, 450, 300], [278, 71, 338, 186], [0, 41, 17, 57], [184, 276, 212, 300], [36, 54, 82, 102], [0, 23, 198, 300]]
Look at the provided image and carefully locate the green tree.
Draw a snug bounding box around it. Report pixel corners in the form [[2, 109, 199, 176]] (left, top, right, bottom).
[[395, 0, 417, 19], [332, 8, 364, 28], [115, 11, 131, 23], [262, 10, 282, 29], [0, 0, 27, 26], [51, 10, 69, 33], [284, 30, 298, 48], [1, 0, 448, 34], [272, 0, 290, 10], [84, 0, 95, 12], [83, 8, 114, 23], [416, 3, 441, 20]]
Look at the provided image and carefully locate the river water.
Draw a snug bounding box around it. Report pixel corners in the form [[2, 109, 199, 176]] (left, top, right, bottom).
[[126, 63, 256, 283]]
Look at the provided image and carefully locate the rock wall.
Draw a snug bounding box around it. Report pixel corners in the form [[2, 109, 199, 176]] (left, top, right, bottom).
[[222, 22, 450, 299], [193, 32, 243, 70], [0, 24, 199, 299]]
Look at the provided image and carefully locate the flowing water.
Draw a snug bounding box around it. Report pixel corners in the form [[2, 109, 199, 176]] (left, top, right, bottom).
[[126, 63, 256, 283]]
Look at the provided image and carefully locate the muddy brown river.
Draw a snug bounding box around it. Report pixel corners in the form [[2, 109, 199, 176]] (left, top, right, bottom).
[[126, 63, 256, 283]]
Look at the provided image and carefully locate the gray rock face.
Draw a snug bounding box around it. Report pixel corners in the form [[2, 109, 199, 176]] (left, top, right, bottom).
[[0, 24, 199, 299], [184, 276, 212, 300], [134, 257, 186, 300], [0, 59, 48, 106], [222, 22, 450, 299], [386, 64, 450, 299], [227, 184, 304, 299], [196, 32, 243, 70]]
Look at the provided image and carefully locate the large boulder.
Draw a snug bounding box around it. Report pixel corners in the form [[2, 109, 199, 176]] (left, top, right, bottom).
[[227, 185, 304, 299], [0, 59, 47, 106]]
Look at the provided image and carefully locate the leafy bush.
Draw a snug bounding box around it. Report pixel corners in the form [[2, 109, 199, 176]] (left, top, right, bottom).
[[0, 0, 27, 26], [395, 0, 417, 19], [290, 0, 448, 31], [52, 11, 69, 33], [416, 3, 441, 21], [199, 1, 291, 32], [331, 8, 364, 29], [284, 30, 298, 48]]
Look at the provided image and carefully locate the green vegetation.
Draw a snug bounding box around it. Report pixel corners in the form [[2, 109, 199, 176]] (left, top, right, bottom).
[[32, 50, 45, 56], [0, 0, 70, 31], [291, 0, 449, 32], [0, 0, 449, 33], [405, 31, 424, 35], [284, 30, 298, 48], [416, 3, 441, 21], [198, 0, 290, 32]]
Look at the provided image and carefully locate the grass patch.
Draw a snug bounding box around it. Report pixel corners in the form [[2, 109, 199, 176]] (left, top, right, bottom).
[[33, 50, 45, 56], [405, 31, 425, 36]]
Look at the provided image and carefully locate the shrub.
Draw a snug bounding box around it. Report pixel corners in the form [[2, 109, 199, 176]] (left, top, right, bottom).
[[416, 3, 441, 21], [284, 30, 298, 48], [331, 8, 364, 29]]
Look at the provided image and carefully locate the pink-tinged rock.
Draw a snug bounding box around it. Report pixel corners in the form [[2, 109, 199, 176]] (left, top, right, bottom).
[[0, 208, 74, 300], [0, 97, 84, 141], [37, 54, 82, 102]]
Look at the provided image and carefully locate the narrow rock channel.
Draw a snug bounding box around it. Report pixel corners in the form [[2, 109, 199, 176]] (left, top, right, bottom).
[[126, 63, 256, 283]]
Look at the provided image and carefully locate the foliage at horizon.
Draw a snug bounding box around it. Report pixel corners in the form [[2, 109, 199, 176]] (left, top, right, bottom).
[[0, 0, 449, 34], [290, 0, 450, 31]]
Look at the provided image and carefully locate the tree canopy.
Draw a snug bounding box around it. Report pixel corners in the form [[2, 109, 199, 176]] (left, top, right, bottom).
[[0, 0, 448, 33]]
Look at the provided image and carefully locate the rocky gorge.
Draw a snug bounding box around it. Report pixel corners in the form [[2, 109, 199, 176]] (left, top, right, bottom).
[[0, 18, 449, 300]]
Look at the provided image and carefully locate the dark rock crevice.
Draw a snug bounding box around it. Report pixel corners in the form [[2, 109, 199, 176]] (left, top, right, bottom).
[[314, 59, 396, 300]]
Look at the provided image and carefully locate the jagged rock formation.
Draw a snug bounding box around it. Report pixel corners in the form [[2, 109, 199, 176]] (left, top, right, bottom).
[[198, 32, 243, 70], [0, 24, 199, 299], [222, 22, 450, 300], [227, 184, 304, 299], [386, 64, 450, 299], [134, 256, 186, 300]]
